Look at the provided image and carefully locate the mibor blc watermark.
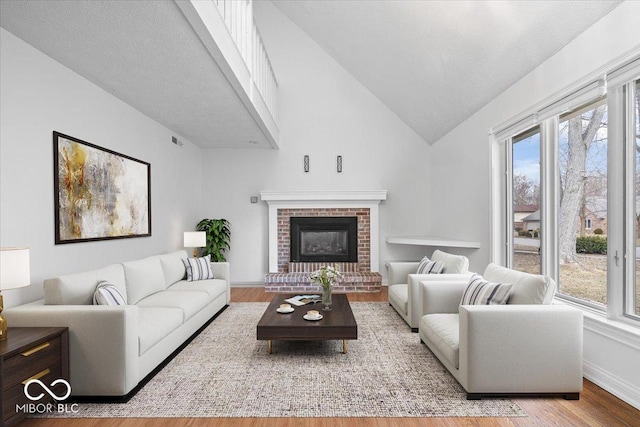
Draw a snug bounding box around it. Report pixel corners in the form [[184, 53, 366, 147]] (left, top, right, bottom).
[[17, 378, 79, 415]]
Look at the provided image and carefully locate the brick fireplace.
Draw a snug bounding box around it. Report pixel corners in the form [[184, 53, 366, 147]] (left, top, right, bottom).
[[261, 191, 387, 292]]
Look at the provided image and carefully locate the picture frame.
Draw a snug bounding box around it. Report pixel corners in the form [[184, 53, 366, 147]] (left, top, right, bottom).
[[53, 131, 151, 244]]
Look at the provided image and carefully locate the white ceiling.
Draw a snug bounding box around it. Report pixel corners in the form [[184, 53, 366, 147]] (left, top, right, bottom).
[[272, 0, 622, 143], [1, 0, 623, 148]]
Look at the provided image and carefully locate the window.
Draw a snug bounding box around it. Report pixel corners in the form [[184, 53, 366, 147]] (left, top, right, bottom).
[[557, 100, 608, 309], [512, 128, 541, 274], [493, 59, 640, 324]]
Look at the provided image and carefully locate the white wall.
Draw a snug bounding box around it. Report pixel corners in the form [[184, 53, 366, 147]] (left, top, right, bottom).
[[0, 28, 204, 307], [198, 1, 433, 284], [428, 1, 640, 409]]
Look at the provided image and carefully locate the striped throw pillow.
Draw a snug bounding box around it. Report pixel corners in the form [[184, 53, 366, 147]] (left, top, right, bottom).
[[416, 256, 444, 274], [182, 255, 215, 281], [93, 281, 127, 306], [461, 274, 512, 305]]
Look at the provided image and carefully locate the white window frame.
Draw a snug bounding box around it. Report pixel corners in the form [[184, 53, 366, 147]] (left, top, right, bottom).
[[491, 50, 640, 326]]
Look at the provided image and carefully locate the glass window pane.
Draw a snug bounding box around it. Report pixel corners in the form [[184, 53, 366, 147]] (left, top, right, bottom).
[[558, 100, 608, 308], [512, 129, 541, 274]]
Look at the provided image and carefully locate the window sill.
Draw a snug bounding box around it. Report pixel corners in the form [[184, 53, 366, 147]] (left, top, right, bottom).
[[554, 298, 640, 350]]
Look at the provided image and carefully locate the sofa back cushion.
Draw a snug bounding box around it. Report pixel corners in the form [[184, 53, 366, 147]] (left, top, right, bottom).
[[431, 250, 469, 274], [159, 250, 188, 287], [123, 257, 166, 304], [44, 264, 126, 305], [483, 263, 556, 304]]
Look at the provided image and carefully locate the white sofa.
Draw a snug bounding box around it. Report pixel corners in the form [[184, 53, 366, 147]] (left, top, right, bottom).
[[387, 250, 470, 331], [4, 250, 229, 398], [418, 263, 583, 399]]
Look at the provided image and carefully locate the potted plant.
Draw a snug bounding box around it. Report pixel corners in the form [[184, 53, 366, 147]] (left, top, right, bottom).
[[196, 218, 231, 262]]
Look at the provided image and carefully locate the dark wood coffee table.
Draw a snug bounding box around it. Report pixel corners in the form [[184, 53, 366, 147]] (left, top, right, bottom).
[[256, 293, 357, 354]]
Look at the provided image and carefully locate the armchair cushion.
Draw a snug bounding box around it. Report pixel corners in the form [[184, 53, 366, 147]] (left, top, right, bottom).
[[416, 257, 444, 274], [432, 250, 469, 274], [388, 284, 408, 314], [421, 313, 459, 368], [483, 263, 555, 304], [460, 274, 512, 305]]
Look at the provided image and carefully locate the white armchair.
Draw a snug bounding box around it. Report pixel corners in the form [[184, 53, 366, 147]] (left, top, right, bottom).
[[387, 250, 470, 331], [418, 263, 583, 399]]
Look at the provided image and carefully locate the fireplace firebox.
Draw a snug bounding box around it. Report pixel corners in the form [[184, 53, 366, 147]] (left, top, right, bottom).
[[290, 217, 358, 263]]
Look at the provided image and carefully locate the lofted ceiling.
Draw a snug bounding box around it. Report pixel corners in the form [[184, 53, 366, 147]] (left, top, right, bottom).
[[1, 0, 623, 148], [271, 0, 622, 144]]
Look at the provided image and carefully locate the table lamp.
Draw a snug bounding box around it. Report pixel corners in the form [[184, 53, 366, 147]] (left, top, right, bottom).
[[184, 232, 206, 257], [0, 247, 30, 341]]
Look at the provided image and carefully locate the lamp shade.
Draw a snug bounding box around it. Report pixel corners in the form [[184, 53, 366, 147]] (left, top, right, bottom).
[[184, 232, 206, 248], [0, 247, 30, 291]]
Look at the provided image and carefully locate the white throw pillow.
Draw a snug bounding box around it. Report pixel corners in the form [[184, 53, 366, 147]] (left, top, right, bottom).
[[460, 273, 512, 305], [93, 281, 127, 305], [416, 257, 444, 274], [182, 255, 215, 281]]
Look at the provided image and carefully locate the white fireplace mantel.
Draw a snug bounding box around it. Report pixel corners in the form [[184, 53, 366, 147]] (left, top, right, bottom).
[[260, 190, 387, 273]]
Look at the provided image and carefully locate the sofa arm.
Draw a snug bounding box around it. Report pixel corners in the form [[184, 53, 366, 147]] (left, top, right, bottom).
[[210, 262, 230, 282], [385, 261, 419, 286], [4, 300, 139, 396], [405, 273, 470, 327], [210, 262, 230, 304], [420, 278, 470, 315], [458, 305, 583, 395]]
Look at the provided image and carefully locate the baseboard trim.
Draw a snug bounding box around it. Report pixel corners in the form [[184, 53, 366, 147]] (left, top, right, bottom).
[[583, 360, 640, 410], [70, 304, 229, 403], [231, 282, 265, 287]]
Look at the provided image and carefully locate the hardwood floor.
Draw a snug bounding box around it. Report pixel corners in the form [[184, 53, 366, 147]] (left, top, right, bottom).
[[20, 287, 640, 427]]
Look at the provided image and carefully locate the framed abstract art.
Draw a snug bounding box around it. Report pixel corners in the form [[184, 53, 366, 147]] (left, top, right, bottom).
[[53, 131, 151, 244]]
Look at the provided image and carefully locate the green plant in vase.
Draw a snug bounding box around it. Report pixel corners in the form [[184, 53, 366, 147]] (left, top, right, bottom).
[[196, 218, 231, 262], [309, 265, 341, 311]]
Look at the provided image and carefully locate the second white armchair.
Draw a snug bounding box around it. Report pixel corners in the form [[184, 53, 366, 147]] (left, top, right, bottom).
[[387, 250, 470, 331]]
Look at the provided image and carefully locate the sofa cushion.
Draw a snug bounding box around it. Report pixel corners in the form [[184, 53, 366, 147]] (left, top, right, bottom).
[[137, 307, 183, 355], [44, 264, 126, 305], [420, 314, 460, 368], [123, 257, 166, 305], [167, 279, 227, 301], [483, 263, 556, 304], [388, 284, 408, 315], [416, 257, 444, 274], [93, 281, 127, 306], [136, 290, 210, 322], [182, 255, 214, 281], [460, 274, 512, 305], [431, 250, 469, 274], [159, 250, 188, 287]]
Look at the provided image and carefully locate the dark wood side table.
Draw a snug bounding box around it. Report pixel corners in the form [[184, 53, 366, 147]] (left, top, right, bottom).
[[0, 327, 69, 427]]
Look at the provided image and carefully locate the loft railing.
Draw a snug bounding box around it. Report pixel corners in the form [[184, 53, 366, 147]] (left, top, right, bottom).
[[212, 0, 278, 122]]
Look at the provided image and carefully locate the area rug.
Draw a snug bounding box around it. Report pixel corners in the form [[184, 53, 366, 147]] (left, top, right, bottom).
[[44, 302, 525, 418]]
